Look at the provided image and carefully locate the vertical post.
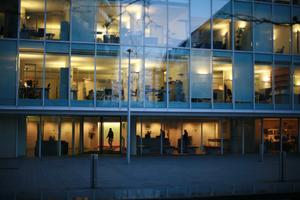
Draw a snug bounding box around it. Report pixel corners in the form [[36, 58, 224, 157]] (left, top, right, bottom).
[[298, 118, 300, 153], [160, 121, 163, 156], [242, 119, 245, 155], [180, 121, 183, 155], [140, 118, 143, 156], [38, 117, 42, 158], [200, 122, 203, 152], [80, 117, 84, 154], [260, 118, 264, 161], [90, 154, 98, 188], [127, 49, 132, 164], [72, 119, 75, 156], [100, 117, 103, 154], [58, 117, 61, 157], [220, 120, 224, 155], [280, 118, 283, 153], [119, 116, 122, 155], [279, 151, 286, 182], [15, 117, 19, 158]]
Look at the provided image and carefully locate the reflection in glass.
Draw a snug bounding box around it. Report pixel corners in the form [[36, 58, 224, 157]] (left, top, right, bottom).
[[191, 50, 211, 107], [292, 7, 300, 54], [274, 61, 291, 105], [0, 0, 18, 38], [168, 49, 189, 107], [42, 116, 59, 156], [0, 40, 17, 105], [145, 48, 167, 108], [190, 0, 211, 49], [72, 0, 96, 42], [71, 46, 95, 106], [254, 3, 272, 52], [96, 45, 120, 107], [213, 0, 232, 50], [281, 119, 299, 153], [234, 53, 253, 108], [121, 47, 143, 107], [20, 0, 45, 40], [84, 117, 99, 153], [234, 1, 252, 51], [263, 118, 280, 153], [44, 53, 69, 106], [213, 56, 232, 103], [273, 5, 291, 54], [96, 0, 120, 43], [145, 0, 167, 46], [254, 61, 272, 104], [121, 1, 143, 46], [274, 0, 290, 3], [168, 0, 189, 47], [19, 52, 43, 103], [46, 0, 70, 41], [294, 66, 300, 106]]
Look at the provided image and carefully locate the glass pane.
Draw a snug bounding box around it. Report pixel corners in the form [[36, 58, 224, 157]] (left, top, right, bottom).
[[274, 60, 291, 105], [191, 50, 212, 108], [0, 0, 18, 38], [263, 118, 280, 153], [182, 121, 201, 154], [121, 46, 143, 107], [46, 0, 70, 41], [120, 0, 143, 46], [273, 5, 291, 54], [294, 0, 300, 5], [26, 116, 40, 157], [103, 117, 121, 153], [254, 57, 272, 105], [234, 1, 252, 51], [84, 117, 99, 153], [282, 118, 298, 153], [71, 45, 95, 106], [42, 116, 59, 156], [145, 47, 167, 108], [274, 0, 290, 4], [44, 53, 69, 106], [168, 0, 189, 47], [72, 0, 96, 42], [294, 66, 300, 106], [96, 0, 120, 44], [0, 40, 16, 105], [234, 53, 253, 108], [20, 0, 45, 40], [213, 56, 232, 104], [190, 0, 211, 49], [168, 49, 189, 108], [254, 3, 272, 52], [96, 45, 120, 107], [145, 0, 167, 46], [61, 117, 74, 156], [213, 0, 232, 50], [292, 7, 300, 55]]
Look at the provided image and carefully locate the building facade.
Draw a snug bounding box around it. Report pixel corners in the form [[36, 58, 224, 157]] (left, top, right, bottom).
[[0, 0, 300, 158]]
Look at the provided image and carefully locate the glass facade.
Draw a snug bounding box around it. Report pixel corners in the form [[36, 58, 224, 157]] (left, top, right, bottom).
[[0, 0, 299, 111]]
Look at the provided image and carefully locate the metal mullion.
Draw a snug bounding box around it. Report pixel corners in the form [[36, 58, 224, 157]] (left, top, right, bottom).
[[253, 0, 256, 110], [16, 0, 22, 106], [142, 0, 146, 108], [188, 0, 192, 109], [210, 0, 214, 109], [166, 0, 169, 109], [42, 0, 46, 107], [232, 0, 235, 109], [292, 56, 295, 110], [118, 3, 122, 108]]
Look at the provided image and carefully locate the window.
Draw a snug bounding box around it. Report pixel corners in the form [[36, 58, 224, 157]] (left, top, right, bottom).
[[292, 7, 300, 55], [190, 0, 211, 49], [168, 49, 189, 108], [273, 5, 291, 54], [72, 0, 96, 42], [20, 0, 45, 40], [294, 64, 300, 108], [213, 0, 232, 50], [46, 0, 70, 41], [234, 1, 252, 51], [254, 3, 272, 52], [144, 0, 167, 47], [96, 0, 120, 44], [191, 50, 212, 108], [213, 56, 232, 104], [0, 0, 18, 38], [168, 0, 189, 47], [96, 45, 120, 107], [234, 53, 253, 108], [145, 47, 167, 108]]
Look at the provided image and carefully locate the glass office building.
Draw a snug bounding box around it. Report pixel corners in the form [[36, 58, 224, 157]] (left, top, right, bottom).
[[0, 0, 300, 158]]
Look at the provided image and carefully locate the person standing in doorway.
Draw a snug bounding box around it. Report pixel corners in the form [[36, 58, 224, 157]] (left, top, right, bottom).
[[107, 128, 114, 149]]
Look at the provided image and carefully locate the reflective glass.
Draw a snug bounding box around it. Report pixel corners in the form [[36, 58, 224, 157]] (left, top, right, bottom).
[[254, 3, 272, 52], [168, 0, 189, 47], [191, 50, 212, 108], [120, 0, 143, 46], [72, 0, 96, 42], [190, 0, 211, 49], [46, 0, 70, 41], [294, 64, 300, 108], [213, 0, 232, 50], [274, 59, 291, 107], [145, 47, 167, 108], [0, 0, 18, 38], [20, 0, 45, 40], [234, 53, 253, 109], [145, 0, 167, 46], [96, 45, 120, 107], [168, 49, 189, 108], [292, 7, 300, 54], [96, 0, 120, 43]]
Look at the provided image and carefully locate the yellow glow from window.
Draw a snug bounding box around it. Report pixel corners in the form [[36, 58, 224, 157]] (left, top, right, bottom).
[[237, 21, 247, 29], [293, 24, 300, 33]]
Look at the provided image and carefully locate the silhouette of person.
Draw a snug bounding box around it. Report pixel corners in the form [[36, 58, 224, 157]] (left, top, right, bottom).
[[106, 128, 114, 149], [183, 129, 189, 146]]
